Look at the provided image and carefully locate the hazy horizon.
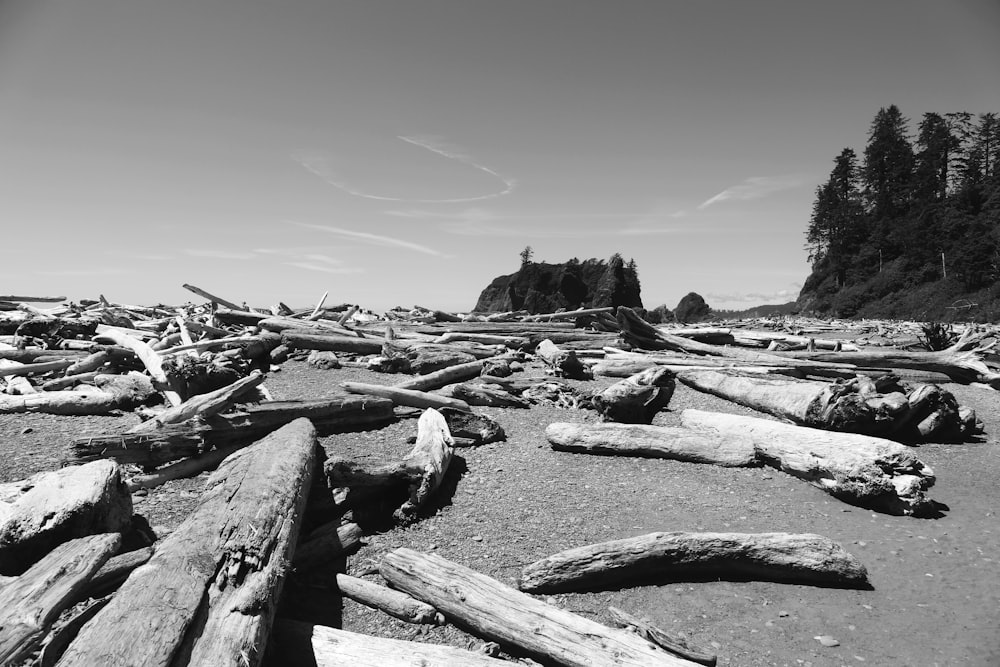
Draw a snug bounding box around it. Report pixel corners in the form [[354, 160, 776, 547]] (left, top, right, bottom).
[[2, 0, 999, 313]]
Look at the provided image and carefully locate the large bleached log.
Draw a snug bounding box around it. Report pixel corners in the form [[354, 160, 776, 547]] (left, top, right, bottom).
[[0, 358, 74, 377], [58, 418, 318, 667], [518, 532, 870, 594], [0, 533, 120, 665], [326, 409, 453, 522], [545, 422, 759, 467], [380, 548, 695, 667], [535, 339, 592, 380], [271, 621, 510, 667], [341, 381, 471, 412], [0, 460, 132, 574], [681, 409, 937, 516], [592, 366, 676, 423], [71, 395, 395, 466]]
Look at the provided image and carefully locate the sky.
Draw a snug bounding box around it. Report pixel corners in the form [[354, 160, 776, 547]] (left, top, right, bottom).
[[1, 0, 999, 313]]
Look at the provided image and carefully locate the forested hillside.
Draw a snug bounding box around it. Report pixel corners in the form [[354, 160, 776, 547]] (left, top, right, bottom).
[[798, 105, 1000, 320]]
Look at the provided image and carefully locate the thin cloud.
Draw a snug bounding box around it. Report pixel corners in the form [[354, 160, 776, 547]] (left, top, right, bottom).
[[704, 286, 802, 305], [293, 135, 515, 204], [285, 262, 363, 275], [184, 249, 257, 260], [697, 175, 803, 209], [288, 221, 448, 257]]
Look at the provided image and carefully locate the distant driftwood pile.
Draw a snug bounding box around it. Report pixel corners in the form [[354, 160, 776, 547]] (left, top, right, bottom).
[[1, 288, 998, 664]]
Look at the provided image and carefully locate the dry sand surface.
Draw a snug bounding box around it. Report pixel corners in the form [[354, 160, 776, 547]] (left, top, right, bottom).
[[2, 359, 999, 666]]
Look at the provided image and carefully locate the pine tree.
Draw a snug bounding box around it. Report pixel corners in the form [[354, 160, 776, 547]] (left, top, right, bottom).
[[863, 105, 914, 218], [913, 112, 955, 204]]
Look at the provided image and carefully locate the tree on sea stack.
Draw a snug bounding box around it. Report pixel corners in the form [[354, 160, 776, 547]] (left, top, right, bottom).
[[519, 245, 534, 266]]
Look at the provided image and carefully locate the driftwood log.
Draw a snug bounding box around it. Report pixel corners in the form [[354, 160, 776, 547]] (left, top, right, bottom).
[[681, 409, 937, 516], [392, 359, 486, 392], [380, 548, 697, 666], [592, 366, 676, 423], [341, 381, 471, 412], [271, 621, 510, 667], [678, 370, 981, 442], [0, 460, 132, 574], [325, 409, 453, 522], [71, 395, 394, 466], [535, 339, 592, 380], [545, 422, 758, 467], [0, 533, 120, 665], [292, 522, 363, 571], [334, 573, 443, 625], [518, 531, 870, 593], [59, 418, 318, 666], [437, 382, 531, 408]]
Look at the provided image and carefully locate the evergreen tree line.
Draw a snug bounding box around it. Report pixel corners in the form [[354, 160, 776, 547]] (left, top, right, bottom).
[[803, 105, 1000, 317]]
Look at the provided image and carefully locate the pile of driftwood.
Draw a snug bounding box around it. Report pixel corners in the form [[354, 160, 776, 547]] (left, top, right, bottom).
[[1, 289, 997, 665]]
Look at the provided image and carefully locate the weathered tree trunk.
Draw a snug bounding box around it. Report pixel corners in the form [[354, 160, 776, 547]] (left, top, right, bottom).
[[325, 409, 453, 522], [58, 418, 318, 667], [334, 573, 443, 625], [0, 358, 74, 378], [181, 283, 243, 310], [518, 531, 869, 594], [437, 382, 531, 408], [0, 460, 132, 574], [379, 548, 697, 667], [592, 366, 676, 423], [341, 381, 471, 412], [0, 533, 120, 665], [680, 409, 937, 516], [545, 422, 759, 467], [71, 395, 395, 466], [270, 621, 510, 666]]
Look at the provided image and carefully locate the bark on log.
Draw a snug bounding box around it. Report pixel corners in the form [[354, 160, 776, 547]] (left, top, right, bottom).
[[592, 366, 676, 423], [0, 533, 120, 665], [545, 422, 758, 467], [0, 460, 132, 574], [681, 409, 937, 516], [270, 621, 510, 667], [379, 548, 696, 666], [608, 606, 717, 667], [58, 418, 318, 667], [334, 573, 443, 625], [341, 381, 472, 412], [518, 531, 869, 594]]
